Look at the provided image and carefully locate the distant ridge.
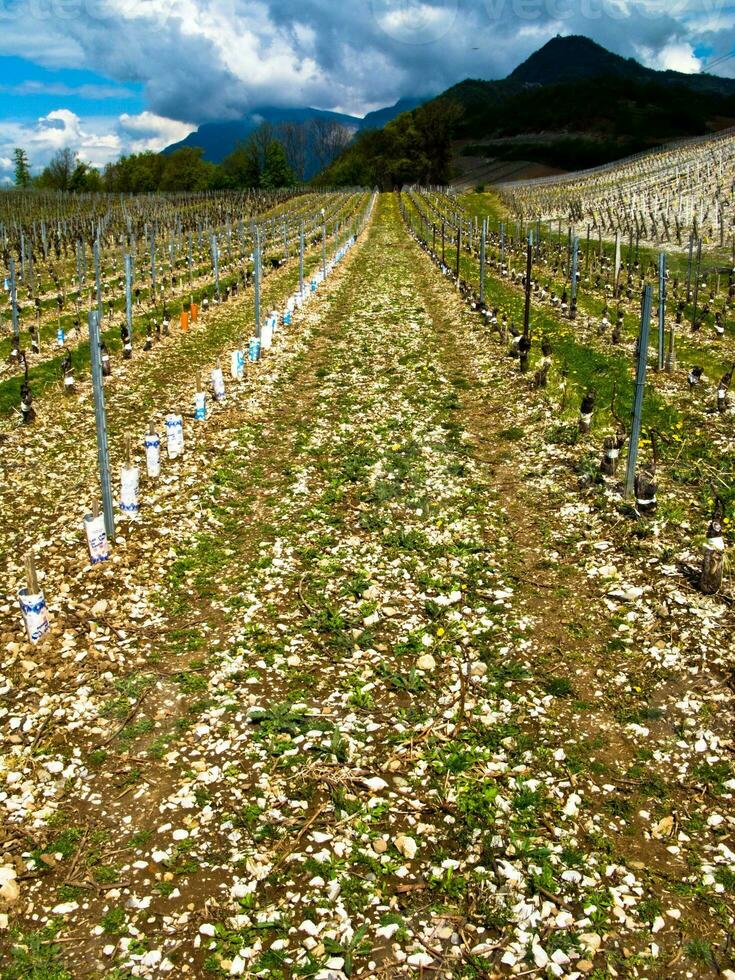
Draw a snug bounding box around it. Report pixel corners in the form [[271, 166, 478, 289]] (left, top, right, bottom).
[[508, 35, 735, 95], [162, 99, 426, 177], [433, 34, 735, 171], [317, 33, 735, 186]]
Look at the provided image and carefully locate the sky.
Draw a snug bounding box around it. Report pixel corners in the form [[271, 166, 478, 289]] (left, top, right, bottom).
[[0, 0, 733, 182]]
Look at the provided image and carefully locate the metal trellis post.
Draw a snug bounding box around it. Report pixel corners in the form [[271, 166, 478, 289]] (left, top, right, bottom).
[[255, 230, 261, 339], [479, 218, 486, 305], [125, 254, 133, 347], [625, 286, 653, 500], [88, 310, 115, 542], [657, 252, 666, 371]]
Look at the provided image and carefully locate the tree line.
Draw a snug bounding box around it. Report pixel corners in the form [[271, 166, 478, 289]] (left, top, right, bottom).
[[8, 118, 355, 193], [8, 101, 462, 193], [313, 100, 462, 190]]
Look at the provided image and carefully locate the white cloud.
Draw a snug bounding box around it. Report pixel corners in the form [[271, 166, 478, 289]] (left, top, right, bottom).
[[0, 0, 731, 144], [640, 40, 703, 72], [118, 111, 193, 151], [0, 108, 194, 172]]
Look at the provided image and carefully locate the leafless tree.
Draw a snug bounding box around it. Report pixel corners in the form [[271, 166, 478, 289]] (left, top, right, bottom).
[[250, 122, 277, 170], [309, 120, 355, 173], [276, 122, 308, 182]]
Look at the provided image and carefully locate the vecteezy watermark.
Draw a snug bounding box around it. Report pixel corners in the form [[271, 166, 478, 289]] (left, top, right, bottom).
[[0, 0, 175, 32], [370, 0, 459, 45], [482, 0, 725, 23], [367, 0, 726, 46]]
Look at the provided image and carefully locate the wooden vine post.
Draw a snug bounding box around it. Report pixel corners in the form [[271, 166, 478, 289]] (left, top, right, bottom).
[[701, 498, 725, 595], [519, 238, 533, 373], [25, 553, 38, 594]]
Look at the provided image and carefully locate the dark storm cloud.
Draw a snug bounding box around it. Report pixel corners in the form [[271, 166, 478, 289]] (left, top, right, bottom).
[[0, 0, 732, 125]]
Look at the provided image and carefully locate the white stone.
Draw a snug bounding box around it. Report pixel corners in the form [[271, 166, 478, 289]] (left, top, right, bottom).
[[533, 945, 549, 969], [407, 952, 433, 967], [394, 835, 417, 859]]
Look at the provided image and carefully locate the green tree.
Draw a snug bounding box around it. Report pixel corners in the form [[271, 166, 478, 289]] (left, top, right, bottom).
[[413, 98, 463, 184], [260, 141, 295, 189], [13, 148, 31, 187], [104, 152, 167, 192], [159, 147, 215, 191], [313, 98, 462, 190], [69, 161, 102, 192], [220, 140, 261, 188]]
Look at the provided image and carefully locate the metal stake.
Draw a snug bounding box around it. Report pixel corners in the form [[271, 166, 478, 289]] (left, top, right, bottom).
[[125, 254, 133, 347], [685, 234, 694, 300], [479, 218, 486, 304], [9, 257, 19, 344], [657, 252, 666, 371], [691, 239, 702, 331], [523, 238, 533, 337], [88, 310, 115, 542], [322, 214, 327, 280], [94, 240, 103, 323], [625, 285, 653, 500], [150, 231, 156, 302], [211, 234, 220, 300], [254, 231, 261, 339]]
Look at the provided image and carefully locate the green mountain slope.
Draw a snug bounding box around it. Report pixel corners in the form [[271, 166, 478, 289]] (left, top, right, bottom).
[[318, 35, 735, 185]]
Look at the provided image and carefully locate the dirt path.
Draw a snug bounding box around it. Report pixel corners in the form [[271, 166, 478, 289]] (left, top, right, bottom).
[[2, 194, 733, 980]]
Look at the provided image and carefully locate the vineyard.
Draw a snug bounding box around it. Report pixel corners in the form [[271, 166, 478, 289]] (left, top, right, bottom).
[[0, 160, 733, 980], [497, 128, 735, 250]]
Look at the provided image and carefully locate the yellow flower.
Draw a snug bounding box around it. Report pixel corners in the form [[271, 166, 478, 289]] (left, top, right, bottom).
[[391, 443, 401, 451], [437, 627, 445, 637]]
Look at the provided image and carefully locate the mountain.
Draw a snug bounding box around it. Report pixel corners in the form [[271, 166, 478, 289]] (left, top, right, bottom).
[[317, 34, 735, 187], [509, 35, 735, 96], [162, 100, 427, 175], [435, 35, 735, 171], [360, 98, 425, 131], [509, 35, 642, 85]]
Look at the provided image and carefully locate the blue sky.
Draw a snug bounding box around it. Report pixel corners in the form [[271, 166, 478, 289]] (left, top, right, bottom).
[[0, 0, 733, 182], [0, 56, 144, 119]]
